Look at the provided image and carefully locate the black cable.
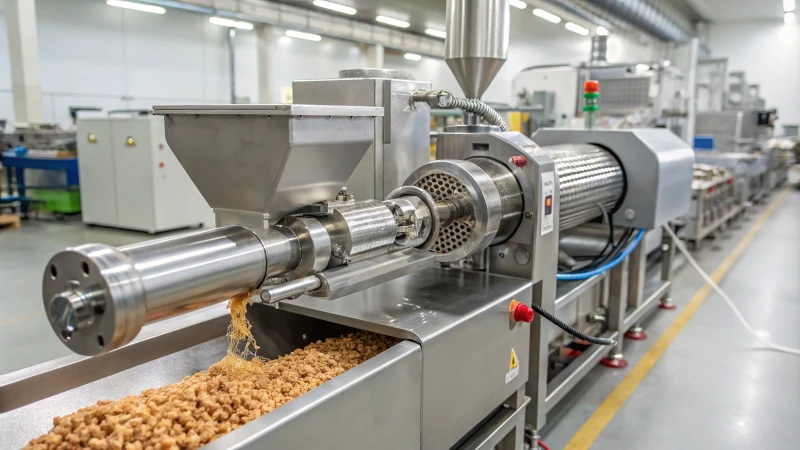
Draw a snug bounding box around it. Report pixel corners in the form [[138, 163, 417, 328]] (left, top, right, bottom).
[[557, 203, 614, 275], [530, 303, 617, 346], [596, 202, 614, 258], [568, 228, 633, 274]]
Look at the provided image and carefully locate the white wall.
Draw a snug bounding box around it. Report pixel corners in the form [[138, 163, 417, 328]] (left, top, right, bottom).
[[0, 0, 661, 126], [0, 0, 234, 128], [708, 20, 800, 128]]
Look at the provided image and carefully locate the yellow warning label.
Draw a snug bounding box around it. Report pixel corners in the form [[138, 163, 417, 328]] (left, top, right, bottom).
[[506, 348, 520, 384]]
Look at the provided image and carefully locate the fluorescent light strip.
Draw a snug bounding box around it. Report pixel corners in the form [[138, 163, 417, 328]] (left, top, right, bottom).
[[786, 12, 796, 23], [509, 0, 527, 9], [106, 0, 165, 14], [209, 17, 253, 30], [425, 28, 447, 38], [565, 22, 589, 36], [636, 64, 651, 72], [285, 30, 322, 41], [313, 0, 356, 16], [376, 15, 410, 28], [533, 8, 561, 24], [784, 0, 795, 12], [404, 53, 422, 61], [596, 26, 609, 36]]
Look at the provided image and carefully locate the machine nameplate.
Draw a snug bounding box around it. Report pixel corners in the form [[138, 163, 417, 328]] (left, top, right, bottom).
[[541, 171, 555, 235], [506, 348, 519, 384]]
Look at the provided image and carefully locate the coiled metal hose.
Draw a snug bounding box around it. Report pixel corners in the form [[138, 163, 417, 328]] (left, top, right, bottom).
[[412, 90, 509, 131]]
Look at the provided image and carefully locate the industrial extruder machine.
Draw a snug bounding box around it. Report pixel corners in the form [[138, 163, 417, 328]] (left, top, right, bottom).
[[0, 1, 695, 449]]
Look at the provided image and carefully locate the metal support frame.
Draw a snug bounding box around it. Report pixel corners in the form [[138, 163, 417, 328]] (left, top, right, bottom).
[[539, 232, 677, 422]]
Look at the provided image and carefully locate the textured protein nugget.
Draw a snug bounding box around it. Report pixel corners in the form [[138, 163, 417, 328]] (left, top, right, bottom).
[[25, 294, 394, 450]]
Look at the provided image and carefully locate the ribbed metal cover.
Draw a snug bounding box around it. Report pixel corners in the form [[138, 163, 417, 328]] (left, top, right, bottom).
[[541, 144, 624, 230]]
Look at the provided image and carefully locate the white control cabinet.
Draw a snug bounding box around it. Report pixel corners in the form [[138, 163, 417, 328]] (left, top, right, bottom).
[[77, 116, 214, 233]]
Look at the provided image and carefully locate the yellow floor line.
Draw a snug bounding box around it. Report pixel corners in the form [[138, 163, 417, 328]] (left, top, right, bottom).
[[0, 311, 45, 327], [565, 187, 791, 450]]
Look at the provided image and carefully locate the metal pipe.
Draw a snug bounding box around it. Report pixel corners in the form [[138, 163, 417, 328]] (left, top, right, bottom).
[[585, 0, 691, 42], [42, 226, 269, 355], [259, 276, 321, 304], [228, 28, 236, 104]]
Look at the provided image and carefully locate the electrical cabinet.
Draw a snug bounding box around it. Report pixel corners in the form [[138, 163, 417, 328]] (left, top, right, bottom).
[[77, 116, 213, 233]]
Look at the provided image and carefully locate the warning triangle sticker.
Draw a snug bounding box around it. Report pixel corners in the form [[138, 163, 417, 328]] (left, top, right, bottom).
[[510, 348, 518, 370]]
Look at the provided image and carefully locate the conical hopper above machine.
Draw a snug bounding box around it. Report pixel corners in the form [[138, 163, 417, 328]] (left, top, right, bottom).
[[153, 104, 382, 221], [445, 0, 510, 99]]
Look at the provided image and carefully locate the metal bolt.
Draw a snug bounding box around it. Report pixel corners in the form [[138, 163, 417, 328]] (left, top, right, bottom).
[[661, 244, 669, 252], [498, 251, 505, 259], [624, 208, 635, 220], [49, 290, 98, 338], [524, 212, 533, 220]]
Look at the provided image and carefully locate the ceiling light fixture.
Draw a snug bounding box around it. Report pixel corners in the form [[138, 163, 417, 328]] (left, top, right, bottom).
[[425, 28, 447, 38], [663, 60, 672, 67], [785, 12, 796, 23], [376, 15, 410, 28], [106, 0, 165, 14], [285, 30, 322, 41], [533, 8, 561, 24], [565, 22, 589, 36], [209, 17, 254, 30], [784, 0, 795, 12], [636, 64, 651, 72], [509, 0, 527, 9], [404, 53, 422, 61], [596, 26, 609, 36], [312, 1, 356, 16]]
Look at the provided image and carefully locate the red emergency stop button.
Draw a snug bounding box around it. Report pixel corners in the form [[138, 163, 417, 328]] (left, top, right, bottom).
[[584, 80, 600, 93], [509, 300, 534, 323]]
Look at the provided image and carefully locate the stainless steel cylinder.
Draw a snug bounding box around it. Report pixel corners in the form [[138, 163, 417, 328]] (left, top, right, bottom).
[[470, 157, 523, 244], [42, 226, 269, 355], [259, 276, 321, 304], [320, 200, 398, 263], [541, 144, 625, 230]]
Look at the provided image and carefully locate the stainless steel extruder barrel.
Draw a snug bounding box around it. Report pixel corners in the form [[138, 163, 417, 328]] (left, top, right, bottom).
[[42, 194, 441, 355], [43, 226, 272, 355], [42, 146, 624, 356]]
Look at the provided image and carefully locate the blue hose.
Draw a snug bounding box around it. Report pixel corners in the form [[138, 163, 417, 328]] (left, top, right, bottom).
[[556, 229, 646, 281]]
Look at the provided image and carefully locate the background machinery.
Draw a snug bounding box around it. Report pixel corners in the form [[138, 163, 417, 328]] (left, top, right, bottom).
[[0, 1, 695, 448]]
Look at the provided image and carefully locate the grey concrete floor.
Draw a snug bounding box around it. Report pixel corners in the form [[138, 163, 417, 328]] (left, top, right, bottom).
[[1, 179, 798, 449], [0, 220, 194, 374]]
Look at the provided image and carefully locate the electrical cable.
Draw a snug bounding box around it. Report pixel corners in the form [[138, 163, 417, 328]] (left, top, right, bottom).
[[572, 228, 632, 273], [557, 229, 644, 281], [596, 201, 614, 258], [663, 225, 800, 356], [530, 302, 617, 346], [537, 439, 551, 450]]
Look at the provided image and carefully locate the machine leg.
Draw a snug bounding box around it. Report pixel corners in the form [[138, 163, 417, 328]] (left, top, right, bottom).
[[600, 352, 629, 369], [659, 296, 677, 310], [624, 325, 647, 340]]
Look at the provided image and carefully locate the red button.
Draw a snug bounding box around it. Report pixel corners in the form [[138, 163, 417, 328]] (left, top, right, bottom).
[[584, 80, 600, 93], [509, 155, 527, 167], [513, 303, 534, 323], [159, 162, 164, 168]]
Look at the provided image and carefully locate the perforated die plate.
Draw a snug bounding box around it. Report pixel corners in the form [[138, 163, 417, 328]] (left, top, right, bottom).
[[414, 173, 475, 255]]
